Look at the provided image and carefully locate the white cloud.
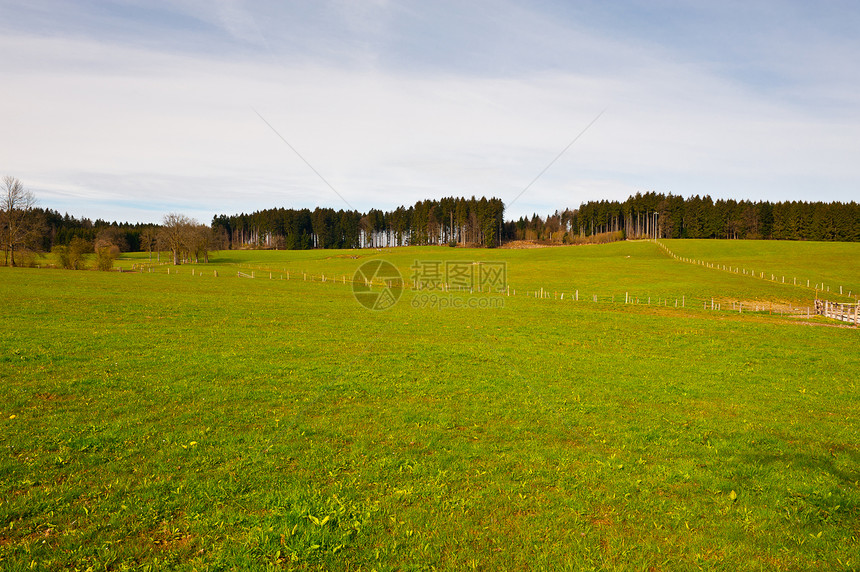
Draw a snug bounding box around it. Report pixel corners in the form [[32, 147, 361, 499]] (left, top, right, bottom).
[[210, 0, 267, 45], [1, 1, 859, 224]]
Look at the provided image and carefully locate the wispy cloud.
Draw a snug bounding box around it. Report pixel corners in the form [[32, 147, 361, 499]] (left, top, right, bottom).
[[1, 1, 858, 223]]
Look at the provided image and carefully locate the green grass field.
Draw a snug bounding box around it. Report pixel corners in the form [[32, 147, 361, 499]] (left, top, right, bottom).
[[659, 240, 860, 301], [2, 240, 858, 570], [120, 239, 859, 310]]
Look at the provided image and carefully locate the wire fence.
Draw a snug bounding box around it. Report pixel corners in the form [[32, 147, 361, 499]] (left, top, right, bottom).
[[655, 240, 858, 300], [128, 261, 857, 322]]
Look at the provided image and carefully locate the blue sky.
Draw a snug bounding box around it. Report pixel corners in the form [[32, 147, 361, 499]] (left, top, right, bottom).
[[1, 0, 858, 224]]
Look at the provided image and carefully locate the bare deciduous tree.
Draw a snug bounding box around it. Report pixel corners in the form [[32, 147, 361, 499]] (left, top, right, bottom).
[[139, 226, 157, 261], [159, 213, 193, 265], [1, 176, 42, 266], [156, 214, 215, 265], [187, 224, 215, 263]]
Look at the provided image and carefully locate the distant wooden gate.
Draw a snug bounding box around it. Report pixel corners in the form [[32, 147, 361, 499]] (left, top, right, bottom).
[[815, 299, 859, 326]]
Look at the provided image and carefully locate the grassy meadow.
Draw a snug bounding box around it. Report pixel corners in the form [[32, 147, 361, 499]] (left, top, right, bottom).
[[660, 239, 860, 301], [1, 240, 858, 570]]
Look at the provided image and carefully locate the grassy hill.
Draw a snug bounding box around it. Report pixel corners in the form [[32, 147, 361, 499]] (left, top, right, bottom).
[[660, 239, 860, 299]]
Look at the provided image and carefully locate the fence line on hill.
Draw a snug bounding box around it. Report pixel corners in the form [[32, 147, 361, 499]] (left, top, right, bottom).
[[654, 240, 858, 301]]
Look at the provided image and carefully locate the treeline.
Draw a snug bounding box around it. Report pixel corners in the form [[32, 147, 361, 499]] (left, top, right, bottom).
[[212, 197, 505, 249], [515, 193, 860, 243], [34, 209, 224, 260], [18, 195, 860, 259], [38, 209, 148, 252], [12, 209, 218, 268], [5, 170, 860, 268]]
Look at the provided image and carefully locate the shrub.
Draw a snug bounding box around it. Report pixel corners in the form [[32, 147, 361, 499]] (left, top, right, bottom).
[[96, 245, 119, 271], [52, 245, 70, 268], [53, 237, 92, 269]]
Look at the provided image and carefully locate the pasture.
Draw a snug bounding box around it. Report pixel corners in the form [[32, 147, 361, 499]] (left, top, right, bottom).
[[1, 240, 858, 570]]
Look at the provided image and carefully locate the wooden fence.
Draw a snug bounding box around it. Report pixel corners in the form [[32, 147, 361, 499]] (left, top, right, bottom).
[[655, 240, 856, 297], [125, 261, 860, 324], [814, 299, 859, 326]]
